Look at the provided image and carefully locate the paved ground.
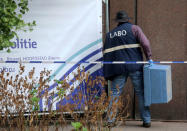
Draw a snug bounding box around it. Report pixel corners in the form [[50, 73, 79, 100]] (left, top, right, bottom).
[[1, 121, 187, 131], [63, 121, 187, 131], [110, 121, 187, 131], [47, 121, 187, 131]]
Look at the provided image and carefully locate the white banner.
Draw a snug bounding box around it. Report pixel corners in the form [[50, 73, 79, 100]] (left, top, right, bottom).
[[0, 0, 103, 111]]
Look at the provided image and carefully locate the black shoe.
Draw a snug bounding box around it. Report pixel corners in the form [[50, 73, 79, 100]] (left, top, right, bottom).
[[143, 122, 151, 128], [103, 122, 117, 127]]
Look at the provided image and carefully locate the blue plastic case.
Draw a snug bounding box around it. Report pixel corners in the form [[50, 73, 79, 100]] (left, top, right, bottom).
[[144, 64, 172, 106]]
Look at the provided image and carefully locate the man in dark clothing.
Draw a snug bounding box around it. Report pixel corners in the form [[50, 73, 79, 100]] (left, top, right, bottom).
[[103, 11, 152, 128]]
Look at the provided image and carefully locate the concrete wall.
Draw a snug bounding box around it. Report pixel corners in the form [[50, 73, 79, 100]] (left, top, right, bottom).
[[108, 0, 187, 120]]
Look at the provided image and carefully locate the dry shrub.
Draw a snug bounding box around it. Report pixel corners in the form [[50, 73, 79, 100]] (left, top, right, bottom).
[[0, 64, 130, 131]]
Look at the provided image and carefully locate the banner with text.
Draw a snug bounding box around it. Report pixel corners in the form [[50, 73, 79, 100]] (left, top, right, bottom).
[[0, 0, 103, 111]]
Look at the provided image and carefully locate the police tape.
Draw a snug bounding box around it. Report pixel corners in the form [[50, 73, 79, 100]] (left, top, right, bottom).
[[0, 61, 187, 64]]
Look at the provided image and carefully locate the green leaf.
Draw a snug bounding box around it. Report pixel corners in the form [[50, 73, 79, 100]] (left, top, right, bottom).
[[31, 97, 40, 103], [57, 88, 65, 98], [31, 89, 38, 95], [71, 122, 82, 130], [33, 104, 39, 111], [33, 20, 36, 26], [55, 80, 63, 84], [29, 28, 33, 32], [26, 8, 29, 12], [0, 46, 3, 50], [7, 48, 11, 53], [18, 14, 22, 18], [95, 96, 99, 99], [82, 127, 88, 131], [20, 10, 25, 14]]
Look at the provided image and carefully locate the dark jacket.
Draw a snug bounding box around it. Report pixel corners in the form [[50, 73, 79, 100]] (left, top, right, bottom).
[[103, 22, 145, 80]]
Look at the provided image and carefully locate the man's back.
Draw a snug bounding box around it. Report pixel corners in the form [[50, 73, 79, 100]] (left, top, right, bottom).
[[103, 22, 144, 80]]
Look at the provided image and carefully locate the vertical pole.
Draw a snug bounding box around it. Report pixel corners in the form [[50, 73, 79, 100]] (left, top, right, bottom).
[[105, 0, 110, 33], [134, 0, 138, 25], [105, 0, 111, 96], [133, 0, 138, 119]]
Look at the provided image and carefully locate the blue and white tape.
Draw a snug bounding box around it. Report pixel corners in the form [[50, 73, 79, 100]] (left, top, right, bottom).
[[0, 61, 187, 64]]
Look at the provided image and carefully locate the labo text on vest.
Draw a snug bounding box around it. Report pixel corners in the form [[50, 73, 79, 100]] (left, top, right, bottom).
[[110, 30, 127, 39]]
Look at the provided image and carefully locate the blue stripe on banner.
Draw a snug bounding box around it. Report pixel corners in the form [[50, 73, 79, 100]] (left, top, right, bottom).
[[55, 66, 103, 110], [49, 48, 102, 91], [5, 61, 18, 63], [39, 48, 102, 111], [30, 61, 42, 63], [53, 61, 66, 63], [49, 39, 102, 81], [39, 39, 102, 111], [47, 57, 103, 110]]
